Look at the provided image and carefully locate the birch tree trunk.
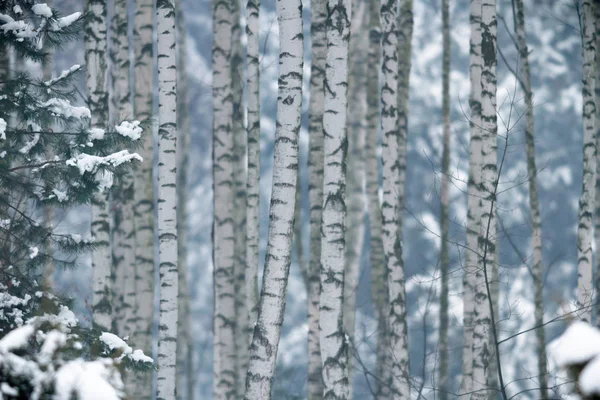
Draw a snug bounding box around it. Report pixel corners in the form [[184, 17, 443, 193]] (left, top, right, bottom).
[[319, 0, 352, 396], [365, 1, 389, 397], [156, 1, 179, 398], [397, 0, 412, 237], [243, 0, 303, 396], [438, 0, 451, 397], [212, 0, 236, 394], [385, 0, 412, 397], [230, 0, 249, 392], [344, 1, 367, 395], [511, 0, 548, 395], [108, 2, 136, 395], [110, 0, 136, 340], [132, 0, 155, 396], [306, 0, 327, 395], [245, 0, 261, 363], [576, 0, 597, 324], [471, 1, 497, 398], [175, 1, 193, 397], [460, 0, 482, 394], [85, 0, 111, 333], [595, 0, 600, 327]]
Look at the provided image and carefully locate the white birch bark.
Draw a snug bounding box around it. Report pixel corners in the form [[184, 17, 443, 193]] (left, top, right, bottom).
[[471, 0, 497, 397], [85, 0, 111, 333], [231, 0, 249, 391], [344, 1, 367, 395], [385, 0, 411, 397], [511, 0, 548, 395], [176, 1, 192, 397], [156, 1, 179, 399], [132, 0, 155, 397], [243, 0, 303, 396], [212, 0, 236, 394], [438, 0, 450, 397], [245, 0, 261, 365], [595, 0, 600, 326], [396, 0, 413, 235], [108, 2, 136, 395], [319, 0, 352, 396], [576, 0, 597, 324], [365, 1, 389, 397], [306, 0, 327, 394], [110, 0, 136, 340], [460, 0, 482, 394]]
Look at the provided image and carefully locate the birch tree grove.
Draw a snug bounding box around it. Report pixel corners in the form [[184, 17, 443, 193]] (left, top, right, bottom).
[[319, 0, 352, 395], [212, 0, 236, 392], [132, 0, 155, 396], [576, 0, 597, 324], [245, 0, 261, 366], [460, 0, 482, 394], [85, 0, 111, 332], [512, 0, 547, 395], [156, 0, 179, 398], [243, 0, 303, 395], [306, 0, 327, 395], [438, 0, 451, 397], [471, 0, 497, 397]]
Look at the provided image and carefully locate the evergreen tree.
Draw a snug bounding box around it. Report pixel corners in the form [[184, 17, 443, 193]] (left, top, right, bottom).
[[0, 2, 152, 398]]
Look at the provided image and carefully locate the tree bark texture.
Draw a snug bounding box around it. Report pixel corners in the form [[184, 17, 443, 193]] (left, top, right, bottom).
[[156, 1, 179, 399], [132, 0, 155, 396], [85, 0, 111, 333], [307, 0, 327, 396], [460, 0, 482, 394], [243, 0, 303, 396], [212, 0, 236, 394], [576, 0, 597, 324]]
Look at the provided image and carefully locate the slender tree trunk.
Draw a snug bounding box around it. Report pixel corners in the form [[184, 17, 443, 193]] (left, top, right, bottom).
[[471, 1, 497, 398], [319, 0, 352, 396], [243, 0, 303, 396], [576, 0, 597, 324], [175, 1, 193, 398], [230, 0, 249, 393], [306, 0, 327, 395], [110, 0, 136, 338], [595, 0, 600, 328], [132, 0, 155, 396], [510, 0, 548, 395], [245, 0, 261, 366], [438, 0, 451, 397], [156, 1, 179, 398], [460, 0, 482, 394], [365, 1, 388, 397], [109, 1, 136, 395], [212, 0, 236, 394], [344, 1, 367, 395], [42, 13, 55, 289], [387, 0, 412, 397], [85, 0, 111, 333]]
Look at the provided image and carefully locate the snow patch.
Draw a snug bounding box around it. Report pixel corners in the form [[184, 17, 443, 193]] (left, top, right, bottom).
[[32, 3, 53, 18], [115, 120, 142, 140], [0, 118, 6, 140]]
